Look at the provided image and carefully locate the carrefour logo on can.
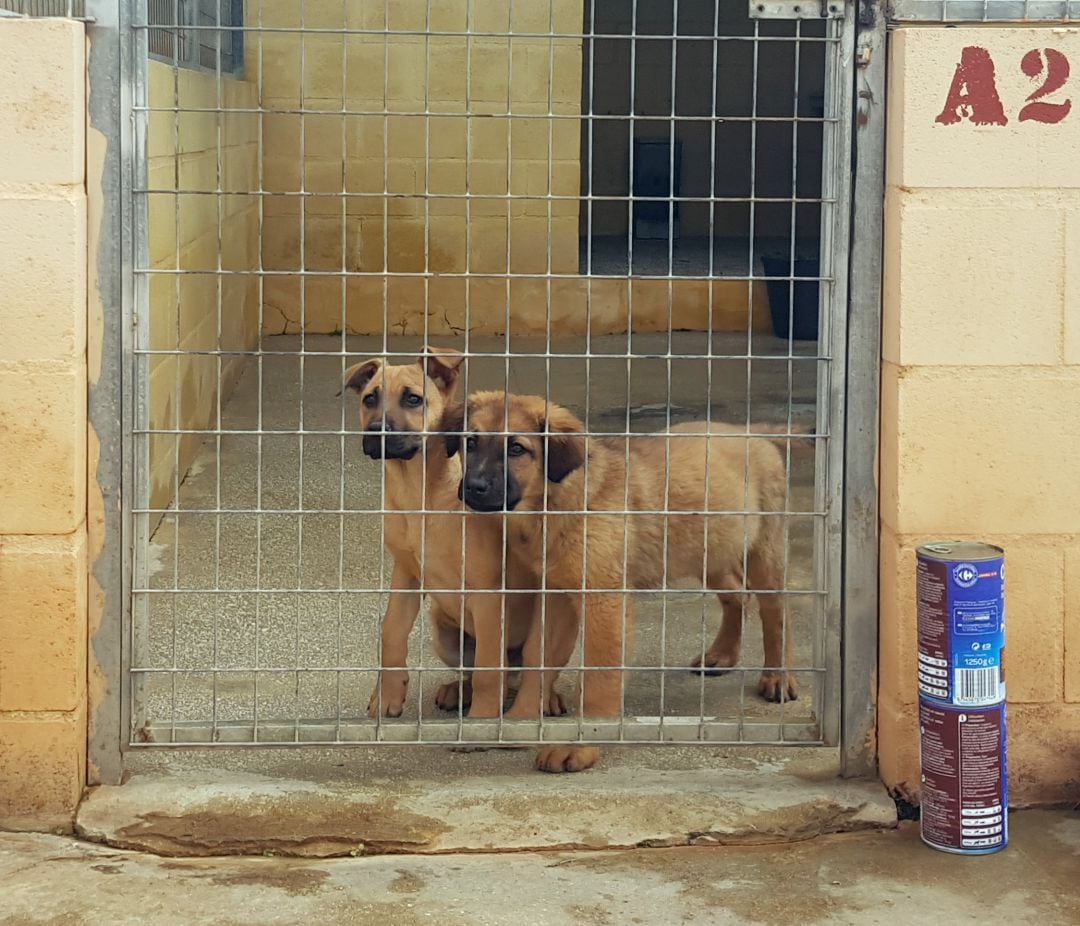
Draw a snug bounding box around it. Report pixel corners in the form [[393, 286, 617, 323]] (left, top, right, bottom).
[[953, 563, 980, 588]]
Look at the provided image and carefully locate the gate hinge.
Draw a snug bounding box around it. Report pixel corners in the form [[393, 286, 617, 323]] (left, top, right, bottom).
[[749, 1, 846, 19]]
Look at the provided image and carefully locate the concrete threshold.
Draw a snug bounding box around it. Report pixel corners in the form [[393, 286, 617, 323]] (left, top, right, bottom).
[[76, 747, 895, 858]]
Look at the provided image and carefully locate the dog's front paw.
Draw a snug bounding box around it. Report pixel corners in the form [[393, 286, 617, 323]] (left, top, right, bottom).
[[366, 672, 408, 717], [435, 677, 472, 712], [534, 746, 600, 773], [690, 648, 740, 676], [504, 688, 568, 720], [757, 671, 798, 703], [544, 690, 569, 716]]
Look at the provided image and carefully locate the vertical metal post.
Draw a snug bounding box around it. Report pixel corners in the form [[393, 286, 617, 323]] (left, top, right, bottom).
[[86, 0, 134, 784], [841, 0, 887, 778], [816, 2, 857, 751]]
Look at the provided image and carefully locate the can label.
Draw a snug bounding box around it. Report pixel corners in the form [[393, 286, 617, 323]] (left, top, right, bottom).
[[917, 552, 1005, 706], [919, 698, 1008, 853]]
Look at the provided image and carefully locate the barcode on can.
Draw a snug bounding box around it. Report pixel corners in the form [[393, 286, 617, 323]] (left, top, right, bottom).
[[955, 667, 1001, 706]]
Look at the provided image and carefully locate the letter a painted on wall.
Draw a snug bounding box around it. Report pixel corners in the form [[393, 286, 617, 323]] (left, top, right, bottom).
[[935, 47, 1009, 126]]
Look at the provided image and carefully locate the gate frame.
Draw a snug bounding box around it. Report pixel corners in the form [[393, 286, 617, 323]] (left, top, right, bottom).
[[86, 0, 886, 784], [87, 0, 135, 786], [841, 0, 886, 778]]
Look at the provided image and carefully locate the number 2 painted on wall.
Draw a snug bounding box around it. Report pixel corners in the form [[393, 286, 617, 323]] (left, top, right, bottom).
[[1019, 49, 1072, 124], [935, 46, 1072, 126]]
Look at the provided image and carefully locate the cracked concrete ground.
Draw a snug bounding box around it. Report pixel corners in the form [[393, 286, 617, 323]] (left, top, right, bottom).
[[76, 750, 895, 857], [137, 331, 826, 745], [2, 810, 1078, 925]]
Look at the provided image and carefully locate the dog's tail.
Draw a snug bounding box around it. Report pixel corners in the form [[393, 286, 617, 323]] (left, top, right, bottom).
[[747, 421, 818, 460]]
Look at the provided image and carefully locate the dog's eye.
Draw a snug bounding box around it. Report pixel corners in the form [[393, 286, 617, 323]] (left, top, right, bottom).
[[507, 441, 527, 457], [404, 393, 423, 408], [465, 437, 477, 452], [362, 392, 378, 408]]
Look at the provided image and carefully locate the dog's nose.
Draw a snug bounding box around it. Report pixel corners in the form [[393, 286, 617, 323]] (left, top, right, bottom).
[[464, 476, 491, 498]]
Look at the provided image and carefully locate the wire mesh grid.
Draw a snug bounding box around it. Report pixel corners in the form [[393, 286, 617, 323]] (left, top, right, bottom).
[[889, 0, 1080, 21], [0, 0, 86, 17], [126, 0, 851, 749]]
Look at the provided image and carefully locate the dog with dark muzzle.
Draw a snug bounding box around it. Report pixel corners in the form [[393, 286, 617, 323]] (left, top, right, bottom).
[[343, 349, 565, 720], [442, 391, 801, 773]]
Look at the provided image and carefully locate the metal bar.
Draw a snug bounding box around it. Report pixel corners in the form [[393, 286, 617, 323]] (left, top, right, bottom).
[[535, 0, 557, 740], [696, 0, 722, 736], [750, 1, 847, 18], [456, 0, 474, 745], [164, 0, 180, 746], [657, 0, 678, 735], [130, 23, 843, 40], [335, 0, 347, 746], [130, 717, 824, 746], [817, 4, 857, 750], [295, 0, 307, 746], [129, 350, 832, 361], [132, 268, 836, 281], [131, 586, 830, 597], [418, 0, 432, 740], [212, 0, 224, 745], [889, 0, 1078, 21], [840, 0, 886, 778], [779, 15, 806, 740], [739, 15, 763, 744], [501, 0, 515, 742], [128, 426, 828, 440], [129, 0, 152, 751], [376, 0, 390, 739], [131, 664, 829, 673], [86, 0, 128, 784], [253, 0, 265, 747], [138, 185, 839, 197]]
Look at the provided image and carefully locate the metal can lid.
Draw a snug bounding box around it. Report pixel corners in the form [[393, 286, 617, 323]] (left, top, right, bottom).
[[917, 540, 1004, 562]]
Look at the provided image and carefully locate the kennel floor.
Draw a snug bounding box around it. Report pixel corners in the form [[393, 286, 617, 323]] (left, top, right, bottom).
[[134, 330, 824, 744], [581, 235, 818, 277]]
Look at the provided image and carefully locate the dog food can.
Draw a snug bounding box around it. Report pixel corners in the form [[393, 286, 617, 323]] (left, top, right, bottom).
[[916, 542, 1005, 707], [919, 697, 1008, 854]]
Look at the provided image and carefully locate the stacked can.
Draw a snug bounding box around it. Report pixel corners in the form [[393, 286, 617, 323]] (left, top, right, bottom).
[[916, 541, 1008, 855]]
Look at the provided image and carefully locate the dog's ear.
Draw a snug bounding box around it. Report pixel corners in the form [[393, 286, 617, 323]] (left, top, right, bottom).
[[339, 359, 381, 397], [541, 406, 586, 483], [439, 401, 467, 458], [419, 347, 464, 396]]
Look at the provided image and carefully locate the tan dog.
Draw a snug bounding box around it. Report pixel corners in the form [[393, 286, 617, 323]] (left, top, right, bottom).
[[443, 392, 798, 773], [344, 350, 564, 720]]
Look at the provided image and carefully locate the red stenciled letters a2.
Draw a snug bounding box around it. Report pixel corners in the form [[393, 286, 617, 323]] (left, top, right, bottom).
[[1019, 48, 1072, 124], [935, 46, 1009, 126]]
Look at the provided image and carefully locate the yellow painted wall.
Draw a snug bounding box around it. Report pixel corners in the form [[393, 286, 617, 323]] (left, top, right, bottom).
[[5, 12, 1080, 834], [249, 0, 771, 337], [146, 62, 261, 511], [0, 19, 87, 830], [880, 27, 1080, 807]]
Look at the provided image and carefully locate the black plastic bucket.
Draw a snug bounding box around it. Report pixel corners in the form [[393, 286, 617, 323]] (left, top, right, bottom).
[[761, 255, 819, 341]]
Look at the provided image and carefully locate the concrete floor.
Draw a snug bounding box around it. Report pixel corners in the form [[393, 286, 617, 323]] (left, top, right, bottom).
[[3, 810, 1078, 925], [136, 331, 825, 747], [581, 235, 814, 276]]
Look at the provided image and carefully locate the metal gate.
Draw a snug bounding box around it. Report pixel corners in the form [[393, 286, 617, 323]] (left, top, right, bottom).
[[110, 0, 863, 756]]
